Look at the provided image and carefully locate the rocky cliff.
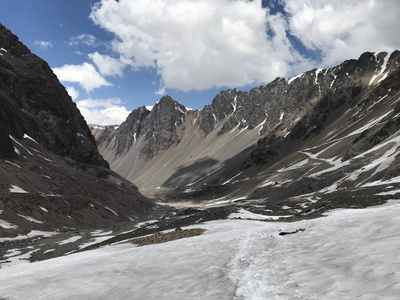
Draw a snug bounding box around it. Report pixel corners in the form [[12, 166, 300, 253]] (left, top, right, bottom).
[[0, 24, 155, 237], [0, 24, 106, 167]]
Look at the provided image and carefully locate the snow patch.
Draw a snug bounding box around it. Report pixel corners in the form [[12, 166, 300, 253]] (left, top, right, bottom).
[[0, 220, 18, 229], [375, 189, 400, 196], [39, 206, 48, 212], [5, 160, 21, 168], [91, 230, 113, 237], [229, 208, 291, 220], [16, 214, 43, 224], [58, 236, 82, 245], [362, 176, 400, 187], [23, 134, 39, 144], [9, 185, 28, 194], [38, 192, 61, 197], [314, 68, 323, 84], [330, 71, 337, 88], [0, 231, 56, 242], [256, 117, 267, 135], [104, 206, 118, 216], [43, 249, 56, 254], [9, 136, 33, 155], [231, 96, 237, 113], [369, 54, 390, 86], [287, 72, 304, 84], [344, 111, 391, 138], [222, 172, 242, 185], [13, 147, 21, 155], [38, 154, 53, 162]]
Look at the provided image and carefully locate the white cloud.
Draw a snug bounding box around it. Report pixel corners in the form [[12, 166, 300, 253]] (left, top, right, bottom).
[[68, 34, 97, 46], [34, 40, 53, 49], [88, 51, 130, 77], [76, 98, 130, 125], [284, 0, 400, 66], [53, 63, 112, 93], [90, 0, 306, 92], [89, 0, 400, 93], [66, 86, 80, 100]]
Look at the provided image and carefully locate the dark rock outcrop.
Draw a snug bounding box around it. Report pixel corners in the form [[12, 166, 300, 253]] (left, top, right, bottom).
[[246, 51, 398, 167], [0, 23, 107, 167], [98, 95, 187, 160], [0, 24, 155, 234]]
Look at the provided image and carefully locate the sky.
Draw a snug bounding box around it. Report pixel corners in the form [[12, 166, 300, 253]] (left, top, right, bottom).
[[0, 0, 399, 125]]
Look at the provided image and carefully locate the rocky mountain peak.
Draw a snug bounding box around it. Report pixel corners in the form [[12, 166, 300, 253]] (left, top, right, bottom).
[[0, 24, 155, 233], [0, 23, 30, 57], [0, 23, 107, 167], [96, 95, 187, 160]]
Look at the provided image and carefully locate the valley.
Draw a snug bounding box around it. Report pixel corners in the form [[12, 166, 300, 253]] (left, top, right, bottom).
[[1, 19, 400, 299]]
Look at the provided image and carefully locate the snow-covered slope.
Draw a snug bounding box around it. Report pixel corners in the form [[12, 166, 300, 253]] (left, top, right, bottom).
[[1, 201, 399, 299]]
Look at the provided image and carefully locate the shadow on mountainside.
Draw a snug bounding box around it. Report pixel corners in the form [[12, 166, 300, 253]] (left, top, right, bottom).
[[162, 157, 220, 188], [160, 145, 257, 201]]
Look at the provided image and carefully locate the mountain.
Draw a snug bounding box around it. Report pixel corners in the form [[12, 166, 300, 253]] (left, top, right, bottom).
[[0, 24, 155, 237], [94, 50, 400, 214]]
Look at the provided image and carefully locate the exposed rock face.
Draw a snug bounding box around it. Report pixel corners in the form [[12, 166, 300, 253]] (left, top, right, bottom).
[[95, 50, 400, 203], [140, 96, 187, 159], [98, 96, 187, 160], [0, 23, 107, 167], [0, 120, 14, 158], [0, 24, 155, 235]]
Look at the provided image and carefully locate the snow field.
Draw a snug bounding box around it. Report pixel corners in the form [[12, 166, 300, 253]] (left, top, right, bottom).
[[1, 203, 400, 299]]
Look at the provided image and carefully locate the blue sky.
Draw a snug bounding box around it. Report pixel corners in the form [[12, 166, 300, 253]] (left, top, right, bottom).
[[1, 0, 399, 125]]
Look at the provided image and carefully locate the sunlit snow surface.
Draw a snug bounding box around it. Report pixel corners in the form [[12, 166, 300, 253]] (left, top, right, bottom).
[[1, 202, 400, 299]]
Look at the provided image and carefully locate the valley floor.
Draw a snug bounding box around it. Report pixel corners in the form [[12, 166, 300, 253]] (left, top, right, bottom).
[[1, 200, 400, 299]]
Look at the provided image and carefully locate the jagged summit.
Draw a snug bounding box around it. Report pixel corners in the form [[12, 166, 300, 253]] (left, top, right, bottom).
[[0, 23, 30, 57]]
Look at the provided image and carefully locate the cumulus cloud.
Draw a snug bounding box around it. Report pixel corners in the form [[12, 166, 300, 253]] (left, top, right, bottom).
[[90, 0, 305, 92], [88, 51, 130, 76], [66, 86, 80, 100], [53, 63, 112, 93], [68, 34, 98, 46], [76, 98, 130, 125], [34, 40, 53, 49], [284, 0, 400, 66], [88, 0, 400, 93]]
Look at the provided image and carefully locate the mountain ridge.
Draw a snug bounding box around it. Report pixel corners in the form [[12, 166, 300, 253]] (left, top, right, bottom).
[[94, 49, 400, 205]]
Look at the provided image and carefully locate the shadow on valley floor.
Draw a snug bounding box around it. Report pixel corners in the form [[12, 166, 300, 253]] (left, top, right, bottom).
[[162, 157, 220, 188], [160, 145, 257, 201]]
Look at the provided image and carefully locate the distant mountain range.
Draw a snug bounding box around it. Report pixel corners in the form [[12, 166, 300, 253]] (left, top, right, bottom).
[[92, 49, 400, 216]]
